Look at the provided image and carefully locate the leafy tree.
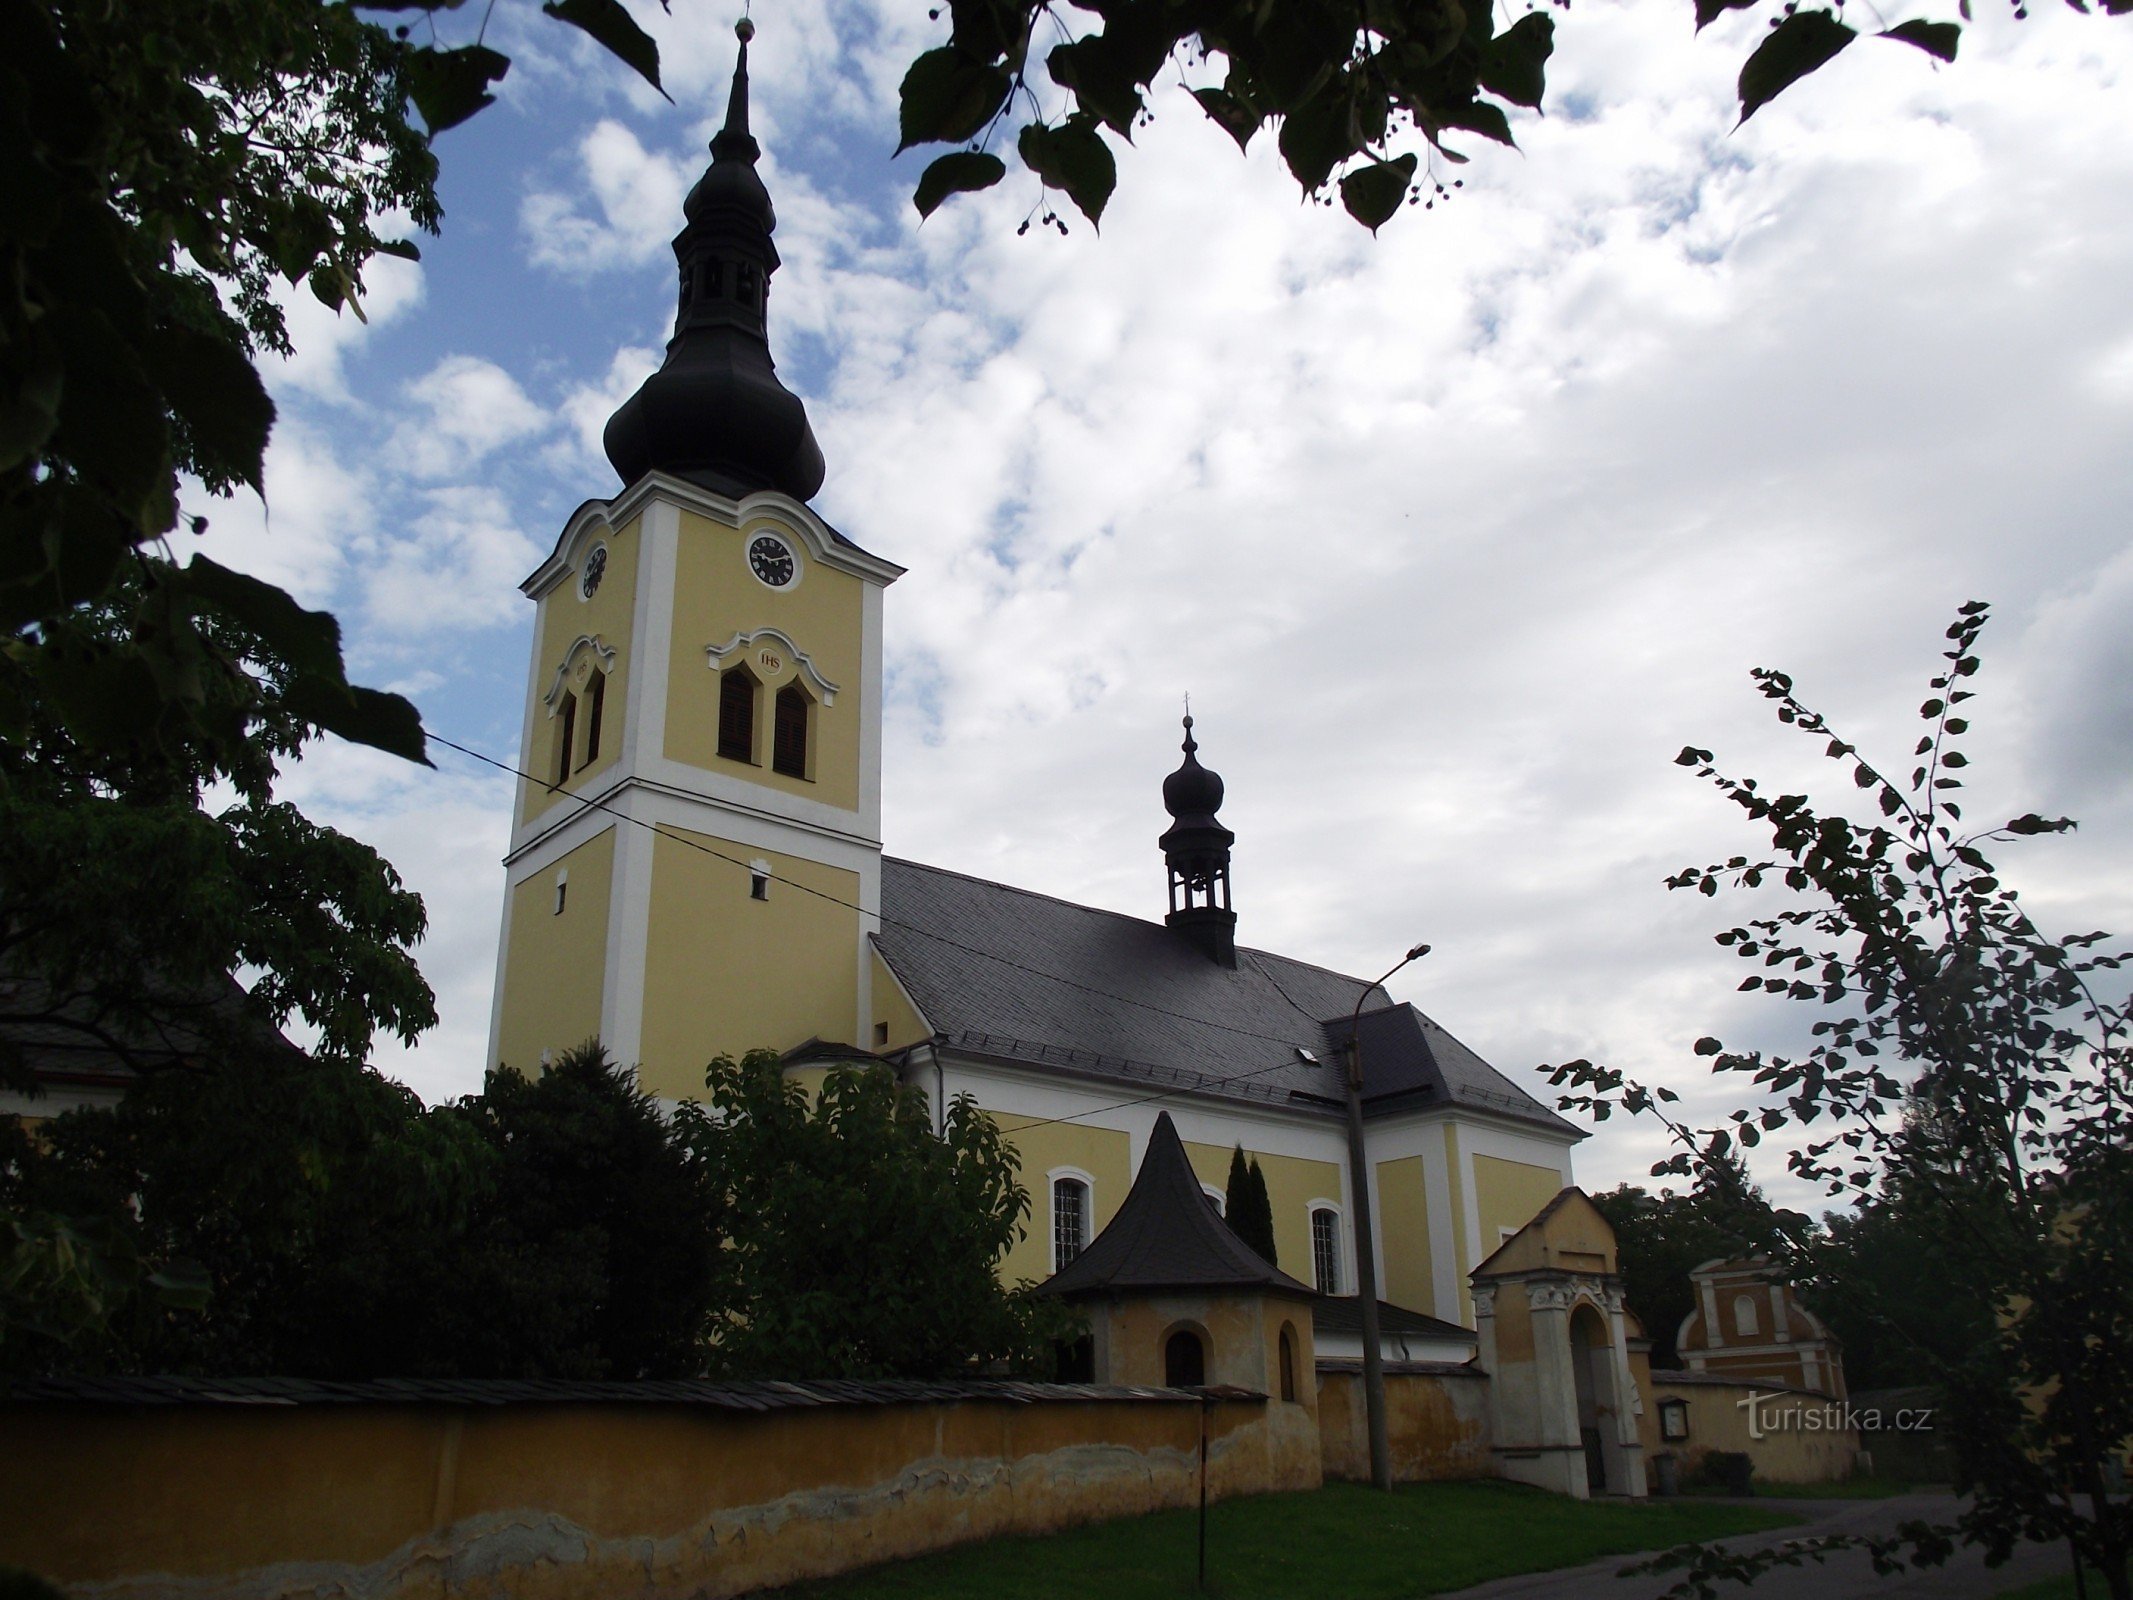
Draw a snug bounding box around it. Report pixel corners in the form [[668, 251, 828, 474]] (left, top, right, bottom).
[[1222, 1147, 1279, 1268], [895, 0, 2125, 231], [690, 1051, 1067, 1379], [1590, 1177, 1760, 1368], [1551, 603, 2131, 1597]]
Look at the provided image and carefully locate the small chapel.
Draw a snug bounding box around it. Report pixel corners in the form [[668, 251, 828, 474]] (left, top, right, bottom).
[[483, 22, 1584, 1341]]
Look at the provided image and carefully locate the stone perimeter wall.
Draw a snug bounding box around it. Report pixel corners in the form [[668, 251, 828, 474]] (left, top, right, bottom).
[[0, 1388, 1291, 1600], [1317, 1367, 1493, 1483]]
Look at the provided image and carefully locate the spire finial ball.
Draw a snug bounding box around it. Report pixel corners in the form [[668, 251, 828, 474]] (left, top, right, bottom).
[[735, 15, 755, 41]]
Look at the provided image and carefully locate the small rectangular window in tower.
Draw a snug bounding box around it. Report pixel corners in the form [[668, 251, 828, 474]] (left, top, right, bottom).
[[772, 683, 809, 777], [579, 669, 606, 769], [749, 859, 770, 901], [1311, 1208, 1341, 1296], [554, 692, 577, 786], [873, 1022, 889, 1048], [719, 668, 756, 762], [553, 870, 568, 916]]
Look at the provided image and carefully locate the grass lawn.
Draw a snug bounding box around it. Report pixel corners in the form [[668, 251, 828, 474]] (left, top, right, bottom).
[[1685, 1476, 1942, 1501], [768, 1480, 1802, 1600]]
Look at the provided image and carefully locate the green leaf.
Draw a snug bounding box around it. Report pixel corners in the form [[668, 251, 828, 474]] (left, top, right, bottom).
[[1046, 38, 1146, 138], [405, 44, 512, 135], [913, 151, 1007, 218], [1277, 84, 1356, 193], [48, 306, 171, 525], [375, 239, 424, 262], [1478, 13, 1554, 108], [1017, 118, 1117, 226], [1446, 100, 1518, 148], [1339, 154, 1416, 231], [1737, 12, 1857, 124], [143, 325, 275, 494], [282, 680, 431, 765], [1695, 0, 1760, 29], [542, 0, 665, 95], [1879, 19, 1960, 60], [948, 0, 1025, 63], [1192, 87, 1261, 153], [178, 556, 344, 682], [898, 47, 1014, 152]]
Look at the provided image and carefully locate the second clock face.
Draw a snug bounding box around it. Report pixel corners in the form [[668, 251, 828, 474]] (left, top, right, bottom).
[[748, 533, 797, 588]]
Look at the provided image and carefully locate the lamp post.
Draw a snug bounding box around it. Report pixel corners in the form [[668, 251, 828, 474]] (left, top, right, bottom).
[[1346, 941, 1430, 1492]]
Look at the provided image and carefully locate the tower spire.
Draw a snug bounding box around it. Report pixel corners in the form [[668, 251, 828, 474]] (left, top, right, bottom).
[[602, 17, 826, 501], [1160, 712, 1237, 967]]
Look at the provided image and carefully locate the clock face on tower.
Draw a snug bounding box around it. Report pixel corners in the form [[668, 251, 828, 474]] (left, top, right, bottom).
[[747, 533, 798, 589]]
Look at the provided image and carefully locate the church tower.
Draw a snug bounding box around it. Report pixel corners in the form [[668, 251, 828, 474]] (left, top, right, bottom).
[[1160, 714, 1237, 967], [488, 23, 903, 1099]]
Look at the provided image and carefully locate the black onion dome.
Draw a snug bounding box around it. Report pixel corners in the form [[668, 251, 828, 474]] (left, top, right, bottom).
[[1162, 715, 1226, 825], [602, 19, 826, 502]]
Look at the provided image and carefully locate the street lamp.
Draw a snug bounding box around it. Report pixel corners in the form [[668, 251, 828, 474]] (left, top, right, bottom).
[[1346, 941, 1430, 1492]]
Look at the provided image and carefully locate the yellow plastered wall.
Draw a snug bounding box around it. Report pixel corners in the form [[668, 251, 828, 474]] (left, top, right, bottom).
[[993, 1120, 1133, 1287], [1375, 1155, 1434, 1313], [521, 513, 640, 826], [1476, 1154, 1570, 1259], [636, 828, 862, 1103], [1444, 1126, 1472, 1314], [870, 951, 930, 1053], [665, 509, 864, 813], [1181, 1141, 1341, 1283], [495, 827, 616, 1074]]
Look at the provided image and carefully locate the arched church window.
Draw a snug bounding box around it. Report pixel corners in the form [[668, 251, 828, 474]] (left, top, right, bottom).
[[554, 691, 577, 786], [772, 682, 810, 778], [719, 667, 757, 762], [1165, 1328, 1206, 1387], [1279, 1322, 1299, 1403], [1311, 1206, 1342, 1296], [580, 669, 607, 769], [1052, 1177, 1089, 1271], [1735, 1293, 1760, 1338]]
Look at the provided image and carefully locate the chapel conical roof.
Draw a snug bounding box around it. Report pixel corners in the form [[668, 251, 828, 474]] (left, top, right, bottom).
[[1039, 1112, 1314, 1299], [601, 19, 826, 501]]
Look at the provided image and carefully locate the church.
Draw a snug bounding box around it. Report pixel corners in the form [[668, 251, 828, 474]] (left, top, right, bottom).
[[484, 24, 1583, 1334]]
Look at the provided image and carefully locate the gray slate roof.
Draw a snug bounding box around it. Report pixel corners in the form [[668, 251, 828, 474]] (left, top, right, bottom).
[[1039, 1113, 1316, 1299], [1312, 1295, 1476, 1345], [875, 858, 1575, 1136]]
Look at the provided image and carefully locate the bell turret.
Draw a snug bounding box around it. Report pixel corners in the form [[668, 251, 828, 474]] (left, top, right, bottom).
[[602, 19, 826, 501], [1160, 714, 1237, 967]]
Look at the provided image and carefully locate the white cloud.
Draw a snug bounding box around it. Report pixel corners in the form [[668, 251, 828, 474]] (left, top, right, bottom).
[[359, 485, 547, 636], [392, 355, 552, 480], [554, 343, 662, 475], [521, 119, 689, 275], [181, 421, 371, 607], [268, 251, 426, 405]]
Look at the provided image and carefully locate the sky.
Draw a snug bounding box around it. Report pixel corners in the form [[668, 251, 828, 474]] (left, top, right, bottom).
[[194, 0, 2133, 1209]]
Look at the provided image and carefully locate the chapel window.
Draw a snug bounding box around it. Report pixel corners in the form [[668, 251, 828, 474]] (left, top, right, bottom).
[[1735, 1293, 1761, 1338], [772, 682, 810, 778], [1165, 1329, 1206, 1388], [719, 667, 758, 762], [554, 691, 577, 786], [580, 668, 607, 769], [1279, 1323, 1299, 1403], [1053, 1177, 1089, 1271], [1311, 1208, 1342, 1296]]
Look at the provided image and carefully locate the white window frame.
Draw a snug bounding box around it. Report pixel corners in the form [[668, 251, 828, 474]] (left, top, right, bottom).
[[1049, 1167, 1096, 1274], [1202, 1184, 1226, 1215], [1308, 1202, 1344, 1296]]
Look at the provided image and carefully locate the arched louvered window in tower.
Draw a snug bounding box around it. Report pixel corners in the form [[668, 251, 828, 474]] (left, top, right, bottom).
[[772, 682, 809, 778], [580, 669, 606, 769], [718, 668, 757, 763], [554, 691, 577, 786]]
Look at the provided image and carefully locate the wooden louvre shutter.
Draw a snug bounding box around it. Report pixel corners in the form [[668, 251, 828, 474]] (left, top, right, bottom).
[[719, 670, 755, 761], [772, 684, 808, 777]]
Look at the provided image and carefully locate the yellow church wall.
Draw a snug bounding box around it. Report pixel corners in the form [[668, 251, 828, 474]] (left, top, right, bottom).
[[522, 512, 640, 826], [494, 827, 615, 1075], [1444, 1125, 1472, 1308], [636, 827, 862, 1102], [993, 1120, 1133, 1287], [664, 509, 863, 813], [870, 951, 931, 1052], [1179, 1141, 1341, 1283], [1475, 1154, 1570, 1258], [1374, 1155, 1435, 1313]]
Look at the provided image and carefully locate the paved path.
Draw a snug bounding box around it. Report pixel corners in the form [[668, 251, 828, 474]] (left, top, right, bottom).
[[1435, 1494, 2066, 1600]]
